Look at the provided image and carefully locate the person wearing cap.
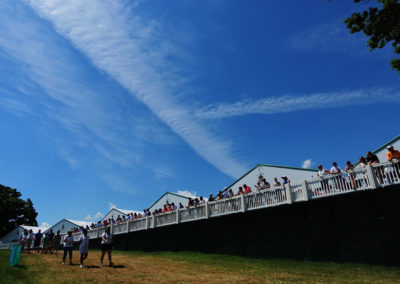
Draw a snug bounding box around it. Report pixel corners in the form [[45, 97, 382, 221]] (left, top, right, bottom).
[[62, 230, 74, 265], [281, 176, 290, 185], [386, 146, 400, 162], [79, 229, 90, 268]]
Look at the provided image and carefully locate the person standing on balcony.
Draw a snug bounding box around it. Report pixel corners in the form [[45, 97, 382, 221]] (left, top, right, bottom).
[[345, 161, 356, 189], [386, 145, 400, 180], [330, 162, 345, 191], [243, 184, 251, 194], [366, 151, 380, 165], [281, 176, 290, 185], [386, 145, 400, 162], [273, 177, 281, 187], [317, 165, 330, 194]]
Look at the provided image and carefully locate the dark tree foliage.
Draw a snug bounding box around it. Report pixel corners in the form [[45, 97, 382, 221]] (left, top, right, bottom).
[[343, 0, 400, 74], [0, 184, 38, 238]]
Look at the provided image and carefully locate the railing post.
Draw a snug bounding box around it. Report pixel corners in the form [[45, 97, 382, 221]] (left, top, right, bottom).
[[285, 184, 292, 204], [240, 195, 246, 212], [126, 220, 129, 233], [366, 165, 377, 189], [110, 223, 114, 234], [302, 180, 309, 201], [145, 216, 149, 229], [151, 216, 155, 229], [96, 228, 99, 239], [205, 204, 209, 219], [176, 210, 180, 224]]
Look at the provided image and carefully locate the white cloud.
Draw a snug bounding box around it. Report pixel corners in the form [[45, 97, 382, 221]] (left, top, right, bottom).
[[176, 190, 198, 198], [195, 88, 400, 119], [84, 212, 104, 221], [302, 159, 314, 169], [154, 167, 175, 180], [286, 22, 368, 55], [26, 0, 247, 178], [109, 202, 116, 210], [41, 222, 51, 228]]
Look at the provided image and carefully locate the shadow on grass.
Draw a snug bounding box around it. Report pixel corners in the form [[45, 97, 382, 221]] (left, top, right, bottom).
[[112, 265, 125, 269]]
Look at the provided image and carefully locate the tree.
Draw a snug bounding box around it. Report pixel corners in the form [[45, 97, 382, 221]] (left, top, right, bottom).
[[0, 184, 38, 238], [343, 0, 400, 74]]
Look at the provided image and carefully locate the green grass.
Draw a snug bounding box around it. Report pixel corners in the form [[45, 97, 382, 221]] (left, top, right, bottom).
[[1, 249, 400, 283], [0, 250, 31, 284]]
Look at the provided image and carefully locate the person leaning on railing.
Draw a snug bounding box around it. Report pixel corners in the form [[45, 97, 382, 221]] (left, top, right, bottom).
[[386, 145, 400, 179], [387, 145, 400, 162], [317, 165, 330, 194]]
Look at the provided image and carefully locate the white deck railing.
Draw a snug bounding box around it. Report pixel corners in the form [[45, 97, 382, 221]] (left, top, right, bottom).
[[71, 162, 400, 240]]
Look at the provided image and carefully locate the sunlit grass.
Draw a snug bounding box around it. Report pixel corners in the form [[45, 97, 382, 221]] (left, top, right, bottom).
[[1, 249, 400, 283]]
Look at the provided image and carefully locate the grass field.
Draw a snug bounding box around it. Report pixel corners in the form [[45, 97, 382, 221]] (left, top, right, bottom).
[[1, 249, 400, 283]]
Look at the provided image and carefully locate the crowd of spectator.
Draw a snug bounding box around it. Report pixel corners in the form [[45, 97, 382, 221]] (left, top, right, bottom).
[[69, 145, 400, 232]]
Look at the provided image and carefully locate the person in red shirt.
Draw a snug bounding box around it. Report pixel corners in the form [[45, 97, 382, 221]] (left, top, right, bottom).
[[387, 145, 400, 162], [243, 184, 251, 194]]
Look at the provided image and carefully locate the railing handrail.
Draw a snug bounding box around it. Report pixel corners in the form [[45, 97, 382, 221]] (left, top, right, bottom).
[[70, 161, 399, 239]]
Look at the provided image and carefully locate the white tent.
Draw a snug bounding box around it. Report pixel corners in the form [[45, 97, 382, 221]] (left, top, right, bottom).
[[0, 225, 48, 243], [44, 219, 91, 235]]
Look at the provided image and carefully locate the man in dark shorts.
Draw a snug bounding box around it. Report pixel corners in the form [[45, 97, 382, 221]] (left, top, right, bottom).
[[100, 227, 113, 267]]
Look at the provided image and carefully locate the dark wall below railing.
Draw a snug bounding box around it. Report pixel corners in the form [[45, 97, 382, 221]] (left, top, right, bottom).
[[90, 185, 400, 266]]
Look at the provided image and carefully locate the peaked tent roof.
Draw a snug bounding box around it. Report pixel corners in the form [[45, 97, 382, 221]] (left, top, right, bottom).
[[101, 207, 141, 221], [147, 192, 191, 210], [372, 134, 400, 154], [225, 163, 317, 190]]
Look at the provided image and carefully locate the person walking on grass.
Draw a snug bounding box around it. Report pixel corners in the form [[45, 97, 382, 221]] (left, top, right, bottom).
[[100, 227, 113, 267], [79, 229, 90, 268], [62, 230, 74, 265]]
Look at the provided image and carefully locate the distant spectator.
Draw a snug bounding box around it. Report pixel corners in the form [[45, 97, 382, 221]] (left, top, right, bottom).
[[281, 176, 290, 185], [317, 165, 330, 193], [53, 230, 61, 256], [243, 184, 251, 194], [366, 151, 380, 165], [345, 161, 356, 189], [187, 198, 194, 207], [194, 198, 200, 206], [237, 187, 244, 195], [41, 233, 49, 254], [208, 194, 215, 202], [357, 157, 368, 168], [317, 165, 329, 177], [100, 227, 113, 267], [387, 145, 400, 162], [48, 229, 55, 254], [171, 203, 177, 210], [34, 229, 42, 253], [18, 229, 28, 252], [263, 179, 271, 189], [345, 161, 354, 171], [330, 162, 342, 174], [179, 202, 184, 208], [26, 229, 34, 254], [273, 177, 281, 187], [163, 204, 168, 213], [217, 191, 224, 200]]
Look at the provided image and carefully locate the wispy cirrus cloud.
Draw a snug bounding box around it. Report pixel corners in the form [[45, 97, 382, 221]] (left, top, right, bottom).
[[195, 88, 400, 119], [285, 21, 392, 59], [26, 0, 246, 178]]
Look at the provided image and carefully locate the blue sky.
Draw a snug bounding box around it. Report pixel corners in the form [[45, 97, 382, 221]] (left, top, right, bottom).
[[0, 0, 399, 227]]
